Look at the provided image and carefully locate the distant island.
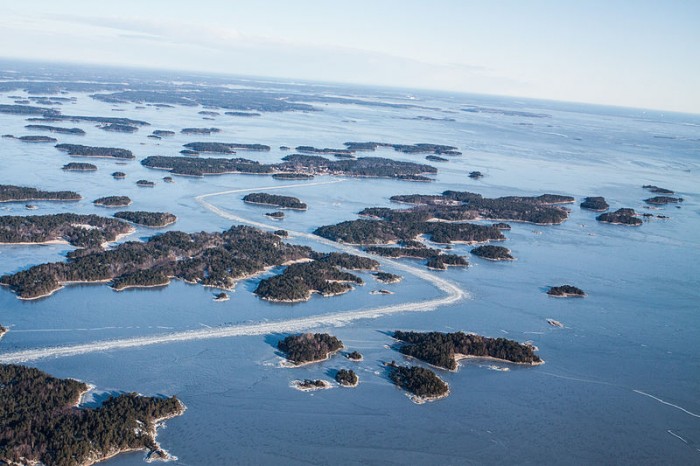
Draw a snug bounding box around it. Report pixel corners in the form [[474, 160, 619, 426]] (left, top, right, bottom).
[[295, 146, 355, 156], [643, 184, 674, 194], [225, 111, 261, 117], [363, 243, 468, 270], [580, 196, 609, 211], [335, 369, 359, 387], [426, 155, 448, 162], [113, 211, 177, 227], [255, 253, 378, 302], [93, 196, 132, 207], [373, 271, 402, 283], [0, 364, 184, 466], [387, 362, 449, 403], [152, 130, 175, 137], [644, 196, 683, 205], [0, 213, 132, 250], [55, 143, 135, 159], [62, 162, 97, 171], [141, 154, 436, 181], [11, 135, 58, 143], [272, 173, 314, 180], [469, 171, 484, 179], [181, 127, 220, 135], [112, 171, 126, 179], [243, 192, 307, 210], [547, 285, 586, 297], [392, 330, 543, 369], [426, 254, 468, 270], [99, 123, 138, 133], [470, 245, 514, 261], [343, 141, 460, 156], [596, 208, 642, 226], [291, 379, 332, 391], [0, 185, 81, 203], [278, 333, 344, 365], [136, 179, 155, 187], [265, 211, 285, 219], [183, 142, 271, 153], [346, 351, 363, 361]]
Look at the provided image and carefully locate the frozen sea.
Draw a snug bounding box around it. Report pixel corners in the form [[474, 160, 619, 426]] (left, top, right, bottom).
[[0, 71, 699, 464]]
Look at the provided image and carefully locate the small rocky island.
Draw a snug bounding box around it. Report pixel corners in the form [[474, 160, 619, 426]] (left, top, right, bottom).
[[183, 142, 271, 153], [136, 179, 155, 187], [213, 292, 229, 302], [243, 192, 307, 210], [62, 162, 97, 171], [644, 196, 683, 205], [580, 196, 609, 211], [181, 127, 220, 135], [392, 330, 543, 369], [547, 285, 586, 298], [113, 211, 177, 227], [387, 362, 449, 403], [373, 271, 402, 283], [93, 196, 132, 207], [596, 208, 642, 226], [470, 245, 514, 261], [99, 123, 138, 133], [11, 135, 58, 143], [335, 369, 359, 387], [346, 351, 363, 361], [25, 124, 86, 135], [55, 143, 135, 159], [278, 333, 344, 365], [112, 171, 126, 179], [265, 211, 285, 219], [0, 364, 185, 466], [292, 379, 331, 391], [152, 130, 175, 137], [643, 184, 674, 194], [0, 185, 81, 203]]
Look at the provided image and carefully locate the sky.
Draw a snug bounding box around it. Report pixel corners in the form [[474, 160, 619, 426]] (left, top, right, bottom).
[[1, 0, 698, 113]]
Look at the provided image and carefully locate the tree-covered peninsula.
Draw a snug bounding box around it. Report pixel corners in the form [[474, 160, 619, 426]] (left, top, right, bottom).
[[392, 330, 543, 369], [277, 333, 344, 365], [113, 211, 177, 227], [0, 364, 184, 466], [0, 185, 81, 203], [243, 193, 307, 210], [55, 144, 135, 159]]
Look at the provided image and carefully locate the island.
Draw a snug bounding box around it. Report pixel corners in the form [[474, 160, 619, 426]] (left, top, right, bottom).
[[426, 155, 448, 162], [136, 179, 155, 187], [596, 208, 642, 226], [16, 135, 58, 143], [243, 193, 307, 210], [163, 176, 174, 183], [387, 362, 449, 403], [255, 253, 378, 302], [469, 171, 484, 179], [295, 146, 355, 156], [113, 211, 177, 227], [644, 196, 683, 205], [426, 254, 468, 270], [277, 333, 344, 365], [547, 285, 586, 297], [213, 292, 229, 302], [265, 211, 285, 219], [346, 351, 363, 361], [470, 245, 514, 261], [0, 185, 81, 203], [0, 324, 6, 340], [643, 184, 674, 194], [183, 142, 271, 153], [0, 364, 185, 466], [272, 173, 314, 180], [392, 330, 543, 369], [335, 369, 359, 387], [291, 379, 332, 391], [181, 127, 221, 135], [141, 154, 436, 181], [99, 123, 138, 133], [373, 271, 402, 283], [198, 110, 220, 116], [343, 141, 460, 156], [225, 111, 261, 117], [152, 130, 175, 137], [93, 196, 132, 207], [62, 162, 97, 171], [580, 196, 609, 211], [26, 125, 84, 135], [112, 171, 126, 179], [0, 213, 133, 250], [55, 144, 135, 159]]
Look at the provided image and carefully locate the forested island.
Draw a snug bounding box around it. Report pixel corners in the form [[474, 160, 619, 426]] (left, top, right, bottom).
[[0, 364, 185, 466], [181, 127, 220, 135], [426, 155, 448, 162], [343, 141, 460, 156], [387, 362, 449, 402], [277, 333, 344, 365], [346, 351, 363, 361], [265, 211, 285, 219], [141, 154, 436, 181], [643, 185, 674, 194], [255, 252, 378, 302], [392, 330, 543, 369], [295, 146, 355, 156], [14, 135, 58, 143], [0, 185, 81, 203], [547, 285, 586, 297], [272, 173, 314, 180], [113, 211, 177, 227], [243, 193, 307, 210], [225, 111, 261, 117], [0, 213, 132, 249], [335, 369, 359, 387], [470, 245, 514, 261], [62, 162, 97, 171], [469, 171, 484, 179], [55, 143, 135, 159], [183, 142, 271, 153], [93, 196, 132, 207], [292, 379, 331, 391], [580, 196, 609, 211], [644, 196, 683, 205], [99, 123, 138, 133], [112, 171, 126, 179], [152, 130, 175, 137], [374, 271, 402, 283], [596, 208, 642, 226], [136, 179, 155, 187]]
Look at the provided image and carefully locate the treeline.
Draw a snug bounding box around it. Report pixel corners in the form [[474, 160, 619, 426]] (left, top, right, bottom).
[[113, 211, 177, 227], [0, 213, 131, 248], [62, 162, 97, 171], [55, 144, 134, 159], [243, 193, 307, 210], [181, 127, 220, 135], [277, 333, 343, 364], [470, 245, 514, 261], [112, 269, 170, 290], [0, 364, 184, 466], [393, 331, 542, 369], [387, 363, 449, 399], [335, 369, 358, 386], [0, 185, 81, 202], [0, 226, 313, 299]]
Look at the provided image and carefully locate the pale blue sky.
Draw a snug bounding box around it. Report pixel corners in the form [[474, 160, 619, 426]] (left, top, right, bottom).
[[1, 0, 698, 113]]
